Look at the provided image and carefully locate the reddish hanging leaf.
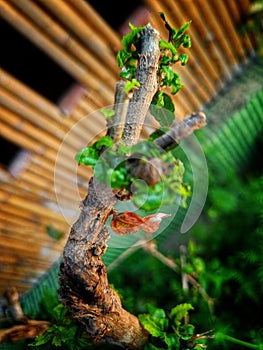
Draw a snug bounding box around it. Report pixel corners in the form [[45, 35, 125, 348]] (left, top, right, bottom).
[[139, 212, 171, 233], [110, 210, 171, 235]]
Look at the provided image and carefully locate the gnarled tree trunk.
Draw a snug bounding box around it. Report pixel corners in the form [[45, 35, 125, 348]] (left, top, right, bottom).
[[59, 24, 160, 349]]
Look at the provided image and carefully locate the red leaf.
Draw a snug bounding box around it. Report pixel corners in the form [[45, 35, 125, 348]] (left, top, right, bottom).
[[110, 210, 171, 235], [140, 213, 171, 233]]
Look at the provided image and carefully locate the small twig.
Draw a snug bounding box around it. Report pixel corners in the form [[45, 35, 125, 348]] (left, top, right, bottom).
[[179, 245, 189, 324], [0, 320, 50, 343], [179, 244, 189, 292], [3, 287, 27, 324], [0, 287, 50, 343], [107, 240, 147, 273], [143, 241, 215, 314], [143, 240, 180, 273]]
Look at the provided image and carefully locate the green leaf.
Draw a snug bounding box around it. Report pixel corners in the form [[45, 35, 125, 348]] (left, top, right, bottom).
[[101, 108, 115, 120], [150, 92, 175, 127], [139, 314, 166, 337], [159, 12, 177, 41], [124, 78, 141, 93], [159, 40, 178, 57], [139, 304, 169, 338], [94, 158, 112, 185], [178, 53, 189, 66], [75, 136, 113, 166], [121, 25, 144, 52], [144, 343, 162, 350], [182, 34, 191, 48], [164, 333, 180, 349], [116, 49, 132, 67], [147, 304, 167, 319], [169, 304, 194, 327], [174, 21, 192, 39], [75, 146, 99, 166], [110, 166, 131, 190], [93, 135, 113, 150], [46, 225, 64, 240], [132, 182, 164, 211], [178, 324, 195, 341], [160, 66, 183, 94], [29, 329, 53, 346], [52, 304, 69, 323]]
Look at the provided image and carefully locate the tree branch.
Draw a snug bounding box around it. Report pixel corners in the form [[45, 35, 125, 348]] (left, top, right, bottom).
[[59, 23, 161, 349], [0, 287, 50, 344], [154, 111, 207, 149], [107, 80, 129, 143], [123, 24, 160, 146]]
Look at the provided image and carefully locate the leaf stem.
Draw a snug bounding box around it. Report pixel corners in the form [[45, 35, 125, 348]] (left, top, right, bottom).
[[218, 333, 261, 349]]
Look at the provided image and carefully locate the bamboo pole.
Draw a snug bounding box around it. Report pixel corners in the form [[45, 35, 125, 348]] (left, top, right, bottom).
[[66, 0, 121, 51], [18, 169, 84, 204], [0, 211, 46, 232], [0, 121, 71, 186], [0, 105, 63, 152], [0, 202, 69, 231], [0, 188, 67, 223], [211, 1, 247, 62], [0, 228, 65, 252], [0, 1, 114, 105], [181, 0, 233, 81], [0, 68, 85, 147], [0, 264, 57, 282], [195, 0, 241, 69], [0, 236, 44, 256], [0, 253, 61, 270], [0, 87, 65, 138], [30, 152, 92, 193], [35, 0, 119, 75], [28, 160, 89, 197], [0, 88, 104, 157], [0, 182, 41, 204], [0, 108, 90, 180], [9, 0, 118, 89], [0, 278, 32, 294], [226, 0, 255, 54]]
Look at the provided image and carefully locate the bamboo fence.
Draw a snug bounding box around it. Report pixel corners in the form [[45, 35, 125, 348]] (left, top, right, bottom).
[[0, 0, 257, 295]]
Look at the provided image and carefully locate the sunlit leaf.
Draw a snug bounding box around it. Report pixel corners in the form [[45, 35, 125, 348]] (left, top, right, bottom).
[[110, 210, 171, 235]]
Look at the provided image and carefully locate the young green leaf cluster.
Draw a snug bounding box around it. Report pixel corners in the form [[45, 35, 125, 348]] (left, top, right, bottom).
[[76, 137, 190, 211], [138, 303, 205, 349], [29, 292, 91, 350], [117, 12, 191, 126]]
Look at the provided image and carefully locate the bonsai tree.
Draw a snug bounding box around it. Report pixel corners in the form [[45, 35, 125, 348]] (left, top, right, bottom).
[[58, 15, 206, 349]]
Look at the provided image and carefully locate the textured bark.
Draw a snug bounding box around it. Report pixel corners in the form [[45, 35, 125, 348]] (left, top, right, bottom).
[[123, 24, 161, 146], [59, 24, 160, 349], [154, 112, 207, 149]]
